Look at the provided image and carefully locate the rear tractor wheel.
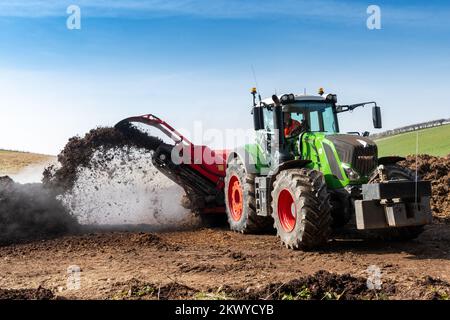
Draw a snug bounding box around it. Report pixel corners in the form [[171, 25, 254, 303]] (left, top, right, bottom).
[[224, 157, 272, 233], [271, 168, 332, 249]]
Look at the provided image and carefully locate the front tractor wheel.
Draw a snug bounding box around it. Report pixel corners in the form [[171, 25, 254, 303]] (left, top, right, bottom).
[[225, 157, 272, 233], [271, 168, 332, 250]]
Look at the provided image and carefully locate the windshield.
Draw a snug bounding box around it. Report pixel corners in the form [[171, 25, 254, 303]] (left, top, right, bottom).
[[283, 102, 338, 134]]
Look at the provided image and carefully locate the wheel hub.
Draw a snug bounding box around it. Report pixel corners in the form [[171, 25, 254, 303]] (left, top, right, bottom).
[[228, 175, 243, 221], [278, 189, 297, 232]]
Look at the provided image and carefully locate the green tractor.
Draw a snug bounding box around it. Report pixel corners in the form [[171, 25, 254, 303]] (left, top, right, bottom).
[[224, 88, 432, 249]]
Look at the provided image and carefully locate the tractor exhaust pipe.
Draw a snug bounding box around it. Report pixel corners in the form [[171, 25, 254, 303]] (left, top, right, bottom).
[[272, 95, 293, 164]]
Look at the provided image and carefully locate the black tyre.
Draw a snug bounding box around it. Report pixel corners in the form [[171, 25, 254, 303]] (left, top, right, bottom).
[[224, 157, 272, 233], [198, 213, 228, 228], [271, 168, 332, 249], [367, 164, 425, 241], [180, 194, 227, 228], [368, 164, 419, 184]]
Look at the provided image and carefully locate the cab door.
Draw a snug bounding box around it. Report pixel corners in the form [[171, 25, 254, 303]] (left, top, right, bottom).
[[255, 106, 274, 167]]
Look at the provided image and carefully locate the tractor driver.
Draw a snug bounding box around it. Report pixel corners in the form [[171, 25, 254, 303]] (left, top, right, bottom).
[[283, 113, 303, 138]]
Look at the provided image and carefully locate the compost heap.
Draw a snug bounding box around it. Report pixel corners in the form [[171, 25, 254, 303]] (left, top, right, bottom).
[[1, 123, 194, 244], [43, 123, 194, 226], [0, 176, 77, 245], [43, 124, 163, 192], [401, 154, 450, 220]]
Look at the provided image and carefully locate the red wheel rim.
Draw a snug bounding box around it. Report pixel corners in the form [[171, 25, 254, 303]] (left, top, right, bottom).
[[228, 175, 243, 221], [278, 189, 297, 232]]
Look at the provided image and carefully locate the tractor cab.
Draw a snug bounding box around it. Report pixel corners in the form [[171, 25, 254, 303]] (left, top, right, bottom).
[[253, 91, 341, 161], [252, 89, 383, 164], [282, 100, 339, 135], [256, 92, 341, 134]]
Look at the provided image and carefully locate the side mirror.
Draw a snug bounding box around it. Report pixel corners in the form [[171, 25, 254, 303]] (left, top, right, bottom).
[[272, 95, 281, 106], [362, 131, 370, 137], [372, 106, 382, 129], [253, 107, 264, 130]]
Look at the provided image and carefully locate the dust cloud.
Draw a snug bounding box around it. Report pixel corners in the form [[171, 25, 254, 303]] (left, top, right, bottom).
[[60, 147, 199, 229]]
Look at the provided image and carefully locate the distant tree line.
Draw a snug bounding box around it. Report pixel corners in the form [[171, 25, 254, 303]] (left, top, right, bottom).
[[371, 118, 450, 139]]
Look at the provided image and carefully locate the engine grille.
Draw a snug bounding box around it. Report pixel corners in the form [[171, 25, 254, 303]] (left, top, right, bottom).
[[352, 145, 378, 176], [327, 134, 378, 177]]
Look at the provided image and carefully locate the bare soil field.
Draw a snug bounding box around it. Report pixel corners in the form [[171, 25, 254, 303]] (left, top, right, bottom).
[[0, 224, 450, 300]]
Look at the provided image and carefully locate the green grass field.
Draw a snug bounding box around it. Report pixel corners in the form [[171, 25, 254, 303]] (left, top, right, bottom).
[[375, 124, 450, 157]]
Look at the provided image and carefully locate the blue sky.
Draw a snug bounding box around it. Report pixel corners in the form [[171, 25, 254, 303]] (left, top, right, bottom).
[[0, 0, 449, 154]]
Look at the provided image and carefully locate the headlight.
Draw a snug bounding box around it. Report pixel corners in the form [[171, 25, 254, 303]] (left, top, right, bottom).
[[280, 94, 295, 104], [343, 166, 360, 181], [326, 94, 337, 103]]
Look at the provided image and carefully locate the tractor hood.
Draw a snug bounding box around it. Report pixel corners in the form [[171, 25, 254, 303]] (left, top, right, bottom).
[[326, 134, 378, 176]]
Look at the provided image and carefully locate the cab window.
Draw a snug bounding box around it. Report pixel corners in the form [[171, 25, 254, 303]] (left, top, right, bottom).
[[309, 111, 320, 131], [263, 107, 274, 132], [291, 112, 304, 123], [322, 107, 337, 132]]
